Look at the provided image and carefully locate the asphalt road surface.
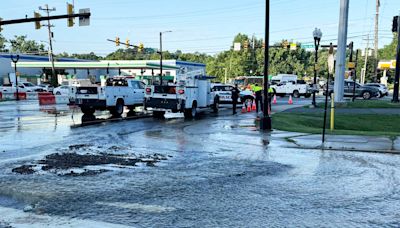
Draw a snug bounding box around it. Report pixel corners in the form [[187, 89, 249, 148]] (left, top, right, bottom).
[[0, 100, 399, 227]]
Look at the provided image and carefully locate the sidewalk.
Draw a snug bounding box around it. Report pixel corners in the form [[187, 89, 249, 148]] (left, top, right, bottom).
[[282, 133, 400, 154]]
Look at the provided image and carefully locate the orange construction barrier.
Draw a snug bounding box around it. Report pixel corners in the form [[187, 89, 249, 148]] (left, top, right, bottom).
[[273, 95, 277, 104], [247, 101, 252, 112], [14, 92, 27, 100], [38, 92, 56, 105], [288, 95, 293, 105]]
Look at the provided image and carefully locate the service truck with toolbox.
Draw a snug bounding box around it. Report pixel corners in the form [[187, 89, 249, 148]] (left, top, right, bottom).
[[75, 77, 145, 116], [144, 70, 219, 118]]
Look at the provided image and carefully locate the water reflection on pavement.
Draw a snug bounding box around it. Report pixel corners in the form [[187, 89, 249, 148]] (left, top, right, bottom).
[[0, 100, 399, 227]]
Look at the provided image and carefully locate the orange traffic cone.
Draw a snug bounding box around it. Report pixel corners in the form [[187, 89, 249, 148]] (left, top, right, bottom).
[[273, 95, 277, 104], [241, 105, 247, 113], [288, 95, 293, 105], [252, 100, 256, 111], [247, 101, 252, 112]]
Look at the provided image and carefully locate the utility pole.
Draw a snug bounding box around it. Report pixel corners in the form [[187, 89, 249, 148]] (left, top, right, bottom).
[[392, 14, 400, 103], [362, 35, 370, 84], [260, 0, 272, 131], [159, 31, 172, 86], [374, 0, 380, 81], [334, 0, 349, 102], [39, 4, 56, 85]]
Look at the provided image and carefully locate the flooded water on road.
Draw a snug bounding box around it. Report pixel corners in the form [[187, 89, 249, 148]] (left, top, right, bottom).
[[0, 101, 400, 227]]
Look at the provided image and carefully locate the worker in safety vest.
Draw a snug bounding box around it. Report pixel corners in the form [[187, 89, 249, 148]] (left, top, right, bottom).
[[252, 84, 263, 113]]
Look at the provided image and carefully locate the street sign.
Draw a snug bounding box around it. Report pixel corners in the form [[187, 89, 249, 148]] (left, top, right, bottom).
[[233, 42, 241, 51], [290, 43, 297, 51], [79, 8, 90, 26], [328, 54, 335, 74], [301, 44, 315, 49], [348, 62, 355, 69]]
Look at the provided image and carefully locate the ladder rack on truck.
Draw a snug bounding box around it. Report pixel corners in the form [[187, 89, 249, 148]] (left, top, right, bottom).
[[144, 71, 219, 119]]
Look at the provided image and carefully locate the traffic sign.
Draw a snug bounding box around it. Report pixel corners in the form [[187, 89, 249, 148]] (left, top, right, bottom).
[[290, 43, 297, 51], [79, 8, 90, 26], [301, 44, 315, 49]]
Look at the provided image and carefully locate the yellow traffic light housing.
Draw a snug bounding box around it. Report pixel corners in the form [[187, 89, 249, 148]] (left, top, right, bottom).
[[34, 12, 41, 30], [125, 39, 130, 48], [138, 43, 144, 52], [282, 40, 289, 49], [116, 37, 120, 46], [67, 3, 74, 27], [243, 40, 248, 50]]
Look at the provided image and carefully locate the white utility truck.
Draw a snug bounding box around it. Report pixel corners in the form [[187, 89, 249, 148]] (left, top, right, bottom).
[[270, 81, 312, 98], [75, 77, 145, 116], [144, 70, 219, 118]]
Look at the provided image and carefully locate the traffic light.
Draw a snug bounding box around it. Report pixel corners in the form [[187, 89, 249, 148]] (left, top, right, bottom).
[[282, 40, 289, 49], [125, 39, 130, 48], [393, 16, 399, 33], [116, 37, 120, 46], [34, 12, 41, 30], [138, 43, 144, 52], [0, 18, 2, 32], [67, 3, 74, 27], [243, 40, 248, 50]]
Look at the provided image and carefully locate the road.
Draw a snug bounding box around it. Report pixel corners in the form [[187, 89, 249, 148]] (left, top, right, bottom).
[[0, 99, 399, 227]]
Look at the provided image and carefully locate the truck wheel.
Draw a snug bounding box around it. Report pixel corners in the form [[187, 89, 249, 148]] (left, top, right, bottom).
[[212, 97, 219, 113], [293, 90, 300, 98], [81, 106, 95, 115], [110, 99, 124, 116], [362, 91, 371, 100], [153, 111, 165, 118], [184, 102, 197, 119]]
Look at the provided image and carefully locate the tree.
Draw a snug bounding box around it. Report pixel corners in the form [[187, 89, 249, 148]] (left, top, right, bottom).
[[0, 33, 7, 52], [379, 34, 398, 60], [9, 35, 45, 54]]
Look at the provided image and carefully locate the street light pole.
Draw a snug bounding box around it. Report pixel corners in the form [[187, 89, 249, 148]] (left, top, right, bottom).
[[159, 30, 172, 86], [312, 28, 322, 107], [11, 55, 20, 101], [260, 0, 272, 131]]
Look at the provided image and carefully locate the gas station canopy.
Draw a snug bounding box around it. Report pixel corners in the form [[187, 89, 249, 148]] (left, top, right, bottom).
[[12, 61, 180, 70]]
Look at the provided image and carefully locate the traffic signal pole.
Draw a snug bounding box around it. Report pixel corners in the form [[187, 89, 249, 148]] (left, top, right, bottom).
[[260, 0, 272, 131], [392, 15, 400, 103]]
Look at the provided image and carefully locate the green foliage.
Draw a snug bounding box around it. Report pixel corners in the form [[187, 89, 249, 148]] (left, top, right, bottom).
[[57, 52, 103, 60], [0, 33, 7, 52], [379, 34, 398, 60], [9, 35, 45, 54]]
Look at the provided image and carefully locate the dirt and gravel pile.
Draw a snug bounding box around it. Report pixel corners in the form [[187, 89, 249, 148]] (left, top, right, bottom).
[[12, 144, 170, 176]]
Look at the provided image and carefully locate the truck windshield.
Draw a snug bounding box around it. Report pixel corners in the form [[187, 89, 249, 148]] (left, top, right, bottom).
[[154, 85, 176, 94]]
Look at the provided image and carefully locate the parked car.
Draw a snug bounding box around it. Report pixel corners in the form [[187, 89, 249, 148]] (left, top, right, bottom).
[[53, 85, 70, 96], [211, 84, 240, 104], [324, 80, 380, 99], [365, 83, 389, 98], [1, 82, 44, 93], [38, 83, 54, 93]]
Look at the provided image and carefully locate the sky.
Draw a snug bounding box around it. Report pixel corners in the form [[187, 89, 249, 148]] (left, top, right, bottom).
[[0, 0, 399, 56]]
